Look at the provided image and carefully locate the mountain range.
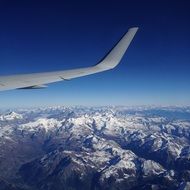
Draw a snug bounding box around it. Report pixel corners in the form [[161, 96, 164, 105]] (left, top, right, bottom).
[[0, 106, 190, 190]]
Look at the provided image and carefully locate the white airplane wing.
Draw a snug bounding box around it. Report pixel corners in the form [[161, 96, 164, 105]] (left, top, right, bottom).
[[0, 27, 138, 91]]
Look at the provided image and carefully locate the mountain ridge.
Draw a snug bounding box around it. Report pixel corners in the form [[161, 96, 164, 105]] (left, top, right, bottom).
[[0, 106, 190, 190]]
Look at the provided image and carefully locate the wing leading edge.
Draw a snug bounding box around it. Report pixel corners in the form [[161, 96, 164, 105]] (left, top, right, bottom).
[[0, 27, 138, 91]]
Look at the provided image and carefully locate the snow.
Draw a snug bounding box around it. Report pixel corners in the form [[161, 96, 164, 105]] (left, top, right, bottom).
[[19, 118, 62, 132], [0, 126, 13, 137], [0, 106, 189, 187], [142, 160, 165, 176], [0, 112, 23, 121]]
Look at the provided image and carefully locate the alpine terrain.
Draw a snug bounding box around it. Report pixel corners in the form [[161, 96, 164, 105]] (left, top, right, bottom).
[[0, 106, 190, 190]]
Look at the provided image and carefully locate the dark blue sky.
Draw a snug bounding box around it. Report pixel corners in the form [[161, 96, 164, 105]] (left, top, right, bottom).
[[0, 0, 190, 107]]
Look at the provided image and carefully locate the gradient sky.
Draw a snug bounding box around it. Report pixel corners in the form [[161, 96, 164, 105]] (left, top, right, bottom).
[[0, 0, 190, 107]]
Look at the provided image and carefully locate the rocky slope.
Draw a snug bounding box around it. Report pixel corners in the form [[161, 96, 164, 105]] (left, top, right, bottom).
[[0, 106, 190, 190]]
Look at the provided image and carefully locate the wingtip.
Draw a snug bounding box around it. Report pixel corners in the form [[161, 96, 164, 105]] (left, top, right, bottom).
[[129, 27, 139, 31]]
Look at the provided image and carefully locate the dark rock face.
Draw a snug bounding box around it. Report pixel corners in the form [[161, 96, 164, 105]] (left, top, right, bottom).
[[0, 106, 190, 190]]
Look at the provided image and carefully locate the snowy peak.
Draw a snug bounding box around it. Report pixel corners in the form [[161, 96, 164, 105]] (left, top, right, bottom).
[[20, 118, 62, 132], [0, 111, 23, 121]]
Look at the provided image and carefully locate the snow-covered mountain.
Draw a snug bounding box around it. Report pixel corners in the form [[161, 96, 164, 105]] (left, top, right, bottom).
[[0, 111, 23, 121], [0, 106, 190, 190]]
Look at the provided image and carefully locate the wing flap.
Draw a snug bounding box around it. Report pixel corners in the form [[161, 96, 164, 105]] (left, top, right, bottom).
[[18, 84, 47, 90]]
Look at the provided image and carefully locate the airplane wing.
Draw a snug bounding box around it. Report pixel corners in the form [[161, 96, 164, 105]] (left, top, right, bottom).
[[0, 27, 138, 91]]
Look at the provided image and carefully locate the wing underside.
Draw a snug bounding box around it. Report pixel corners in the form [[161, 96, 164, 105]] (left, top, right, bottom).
[[0, 27, 138, 91]]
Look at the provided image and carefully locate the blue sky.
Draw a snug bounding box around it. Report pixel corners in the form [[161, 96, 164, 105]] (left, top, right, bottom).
[[0, 0, 190, 107]]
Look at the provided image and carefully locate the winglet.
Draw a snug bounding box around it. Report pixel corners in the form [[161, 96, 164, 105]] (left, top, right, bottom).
[[96, 27, 138, 70]]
